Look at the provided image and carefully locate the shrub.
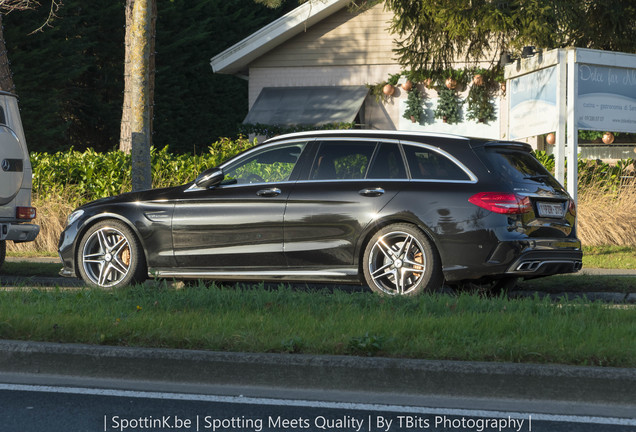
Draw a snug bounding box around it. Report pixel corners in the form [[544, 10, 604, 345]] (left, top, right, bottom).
[[31, 136, 257, 202]]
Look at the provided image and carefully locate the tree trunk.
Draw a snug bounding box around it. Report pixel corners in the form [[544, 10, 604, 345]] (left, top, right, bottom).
[[0, 15, 16, 93], [121, 0, 156, 192]]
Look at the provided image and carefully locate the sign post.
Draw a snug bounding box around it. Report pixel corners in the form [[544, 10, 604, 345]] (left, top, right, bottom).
[[505, 48, 636, 204]]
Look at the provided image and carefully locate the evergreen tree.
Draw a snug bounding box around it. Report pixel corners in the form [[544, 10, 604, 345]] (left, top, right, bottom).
[[4, 1, 125, 152], [387, 0, 636, 74], [5, 0, 289, 153]]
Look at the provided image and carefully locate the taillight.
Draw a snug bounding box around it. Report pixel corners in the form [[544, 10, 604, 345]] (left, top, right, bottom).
[[16, 206, 37, 220], [468, 192, 532, 214], [568, 199, 576, 217]]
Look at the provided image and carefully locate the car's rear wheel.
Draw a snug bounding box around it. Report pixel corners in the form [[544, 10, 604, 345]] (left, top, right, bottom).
[[363, 223, 442, 296], [77, 220, 146, 288]]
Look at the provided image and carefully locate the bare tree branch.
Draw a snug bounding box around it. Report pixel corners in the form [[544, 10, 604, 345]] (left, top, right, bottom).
[[0, 1, 40, 13]]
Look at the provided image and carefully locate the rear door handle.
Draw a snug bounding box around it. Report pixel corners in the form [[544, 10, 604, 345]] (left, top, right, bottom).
[[256, 188, 282, 197], [359, 188, 385, 197]]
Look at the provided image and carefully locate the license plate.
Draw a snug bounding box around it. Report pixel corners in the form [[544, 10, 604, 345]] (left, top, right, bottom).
[[537, 201, 565, 218]]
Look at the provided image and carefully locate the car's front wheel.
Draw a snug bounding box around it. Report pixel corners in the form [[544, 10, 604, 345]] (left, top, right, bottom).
[[77, 220, 147, 288], [363, 223, 442, 296]]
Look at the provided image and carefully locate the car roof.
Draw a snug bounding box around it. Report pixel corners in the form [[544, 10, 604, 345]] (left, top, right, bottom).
[[262, 130, 532, 152], [263, 129, 470, 143]]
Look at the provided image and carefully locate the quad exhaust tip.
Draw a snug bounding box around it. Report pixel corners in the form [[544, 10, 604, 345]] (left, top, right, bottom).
[[514, 260, 582, 273]]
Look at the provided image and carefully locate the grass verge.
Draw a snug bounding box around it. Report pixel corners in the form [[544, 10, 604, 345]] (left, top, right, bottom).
[[583, 245, 636, 270], [0, 262, 61, 277], [0, 283, 634, 367], [518, 274, 636, 293]]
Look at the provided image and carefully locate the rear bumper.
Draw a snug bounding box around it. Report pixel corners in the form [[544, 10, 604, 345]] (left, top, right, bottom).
[[443, 238, 582, 282], [1, 222, 39, 243]]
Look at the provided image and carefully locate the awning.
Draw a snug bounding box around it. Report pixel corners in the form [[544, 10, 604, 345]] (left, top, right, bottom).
[[243, 86, 369, 126]]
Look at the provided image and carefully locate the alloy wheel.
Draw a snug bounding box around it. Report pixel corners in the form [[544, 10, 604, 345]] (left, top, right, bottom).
[[81, 226, 132, 288], [367, 231, 427, 295]]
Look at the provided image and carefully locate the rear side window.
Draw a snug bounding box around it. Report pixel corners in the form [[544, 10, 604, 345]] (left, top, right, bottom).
[[477, 147, 563, 189], [403, 144, 470, 181]]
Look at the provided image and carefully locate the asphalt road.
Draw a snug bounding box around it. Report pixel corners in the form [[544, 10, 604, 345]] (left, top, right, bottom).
[[2, 376, 636, 432], [1, 258, 636, 431]]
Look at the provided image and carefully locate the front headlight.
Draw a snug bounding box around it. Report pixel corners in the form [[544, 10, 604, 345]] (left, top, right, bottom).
[[66, 209, 85, 226]]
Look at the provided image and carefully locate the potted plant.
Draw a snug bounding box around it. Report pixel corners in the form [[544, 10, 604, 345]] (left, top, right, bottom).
[[466, 83, 496, 124], [434, 88, 463, 124], [403, 87, 425, 123]]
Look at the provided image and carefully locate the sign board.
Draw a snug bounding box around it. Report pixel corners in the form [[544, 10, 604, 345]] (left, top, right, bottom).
[[508, 66, 558, 139], [576, 64, 636, 132]]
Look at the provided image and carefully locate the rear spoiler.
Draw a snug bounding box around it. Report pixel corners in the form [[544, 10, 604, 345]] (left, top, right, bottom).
[[469, 139, 533, 152]]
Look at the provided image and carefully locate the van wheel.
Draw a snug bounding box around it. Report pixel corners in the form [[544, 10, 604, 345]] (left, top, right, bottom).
[[363, 223, 442, 296], [77, 220, 147, 288]]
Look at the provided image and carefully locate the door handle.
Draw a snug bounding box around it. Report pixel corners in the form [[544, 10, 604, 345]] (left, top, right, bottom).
[[256, 188, 282, 197], [359, 187, 385, 197]]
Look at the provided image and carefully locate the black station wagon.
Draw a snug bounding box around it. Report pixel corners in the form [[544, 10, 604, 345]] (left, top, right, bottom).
[[58, 130, 582, 295]]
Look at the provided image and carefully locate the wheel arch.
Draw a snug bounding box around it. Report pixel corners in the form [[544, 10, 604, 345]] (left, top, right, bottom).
[[73, 213, 147, 277], [355, 215, 442, 277]]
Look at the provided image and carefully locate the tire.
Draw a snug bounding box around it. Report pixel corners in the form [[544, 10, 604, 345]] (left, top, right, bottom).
[[0, 240, 5, 271], [363, 223, 442, 296], [77, 220, 147, 288]]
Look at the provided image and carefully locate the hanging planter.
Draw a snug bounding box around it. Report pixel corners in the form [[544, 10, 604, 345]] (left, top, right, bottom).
[[546, 133, 556, 145], [602, 132, 615, 144], [445, 77, 457, 90]]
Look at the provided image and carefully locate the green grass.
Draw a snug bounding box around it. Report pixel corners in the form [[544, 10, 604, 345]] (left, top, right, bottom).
[[518, 275, 636, 293], [0, 262, 61, 277], [583, 245, 636, 269], [0, 283, 634, 367]]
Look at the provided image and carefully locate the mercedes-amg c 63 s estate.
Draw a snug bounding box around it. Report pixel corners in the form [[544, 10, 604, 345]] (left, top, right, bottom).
[[58, 130, 582, 295]]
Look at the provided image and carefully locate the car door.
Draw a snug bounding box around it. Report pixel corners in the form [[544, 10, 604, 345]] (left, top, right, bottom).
[[284, 139, 408, 268], [171, 142, 307, 269]]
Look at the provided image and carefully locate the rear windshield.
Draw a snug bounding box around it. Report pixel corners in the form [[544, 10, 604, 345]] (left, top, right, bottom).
[[477, 147, 563, 189]]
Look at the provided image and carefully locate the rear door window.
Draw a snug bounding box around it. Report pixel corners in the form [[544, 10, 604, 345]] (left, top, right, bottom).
[[311, 141, 376, 180], [366, 142, 407, 179]]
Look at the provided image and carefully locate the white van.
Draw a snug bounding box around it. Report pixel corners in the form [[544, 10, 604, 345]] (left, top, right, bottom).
[[0, 91, 39, 269]]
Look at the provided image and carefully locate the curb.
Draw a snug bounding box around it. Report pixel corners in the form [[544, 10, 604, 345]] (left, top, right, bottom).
[[1, 340, 635, 406]]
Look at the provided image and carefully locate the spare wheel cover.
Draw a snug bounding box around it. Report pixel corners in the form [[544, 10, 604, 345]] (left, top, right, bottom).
[[0, 125, 25, 206]]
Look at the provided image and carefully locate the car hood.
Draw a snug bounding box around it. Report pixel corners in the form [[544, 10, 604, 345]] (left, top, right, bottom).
[[79, 185, 186, 210]]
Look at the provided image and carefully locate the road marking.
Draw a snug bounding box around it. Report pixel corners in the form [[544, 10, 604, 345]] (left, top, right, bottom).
[[1, 383, 635, 427]]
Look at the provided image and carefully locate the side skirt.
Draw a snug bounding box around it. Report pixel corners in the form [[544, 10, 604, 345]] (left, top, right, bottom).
[[149, 268, 360, 284]]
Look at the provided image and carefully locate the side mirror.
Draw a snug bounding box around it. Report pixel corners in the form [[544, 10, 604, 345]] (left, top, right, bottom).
[[195, 167, 224, 188]]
